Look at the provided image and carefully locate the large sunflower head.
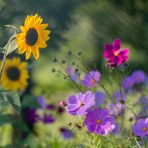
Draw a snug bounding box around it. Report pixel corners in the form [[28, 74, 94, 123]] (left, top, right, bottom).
[[1, 57, 29, 91], [16, 13, 51, 60]]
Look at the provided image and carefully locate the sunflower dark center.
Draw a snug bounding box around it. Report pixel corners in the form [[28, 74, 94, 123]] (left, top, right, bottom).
[[26, 28, 38, 46], [6, 66, 20, 81]]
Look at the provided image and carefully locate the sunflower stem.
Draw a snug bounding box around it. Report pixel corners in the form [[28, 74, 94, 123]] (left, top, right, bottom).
[[0, 32, 16, 79]]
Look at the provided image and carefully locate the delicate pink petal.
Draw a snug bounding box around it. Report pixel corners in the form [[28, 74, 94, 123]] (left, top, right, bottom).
[[113, 38, 121, 50], [103, 44, 113, 58]]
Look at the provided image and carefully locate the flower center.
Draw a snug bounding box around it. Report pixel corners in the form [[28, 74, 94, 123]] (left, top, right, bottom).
[[26, 28, 38, 46], [90, 79, 95, 85], [97, 119, 101, 124], [142, 127, 147, 132], [80, 102, 84, 107], [114, 51, 119, 56], [6, 66, 20, 81]]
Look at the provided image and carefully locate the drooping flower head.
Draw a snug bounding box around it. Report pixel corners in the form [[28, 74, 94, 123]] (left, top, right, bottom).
[[131, 70, 146, 84], [66, 66, 79, 83], [103, 38, 128, 67], [122, 76, 135, 91], [67, 91, 95, 117], [95, 91, 105, 107], [81, 71, 101, 88], [132, 118, 148, 137], [1, 57, 29, 91], [85, 108, 117, 135], [16, 14, 50, 60]]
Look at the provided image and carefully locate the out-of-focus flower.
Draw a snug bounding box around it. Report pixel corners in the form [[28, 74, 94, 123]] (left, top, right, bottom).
[[59, 128, 74, 139], [67, 91, 95, 117], [85, 108, 117, 135], [144, 76, 148, 87], [112, 90, 126, 102], [122, 76, 135, 91], [108, 103, 125, 116], [25, 108, 39, 125], [36, 96, 47, 109], [60, 100, 67, 108], [57, 106, 65, 114], [41, 114, 55, 124], [103, 38, 128, 67], [16, 13, 50, 60], [81, 71, 101, 88], [47, 104, 56, 110], [66, 66, 79, 83], [131, 70, 146, 84], [138, 96, 148, 118], [95, 91, 105, 107], [138, 96, 148, 108], [1, 57, 29, 91], [132, 118, 148, 137]]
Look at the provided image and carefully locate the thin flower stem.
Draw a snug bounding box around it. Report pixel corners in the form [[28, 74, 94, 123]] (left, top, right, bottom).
[[125, 104, 138, 119], [99, 83, 114, 101], [72, 54, 89, 72], [0, 49, 7, 79], [57, 61, 82, 92]]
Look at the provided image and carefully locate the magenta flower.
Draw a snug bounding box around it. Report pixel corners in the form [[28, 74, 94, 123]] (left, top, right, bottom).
[[132, 118, 148, 137], [67, 91, 95, 117], [131, 70, 146, 84], [81, 71, 101, 88], [85, 108, 117, 135], [60, 100, 67, 108], [103, 38, 128, 67]]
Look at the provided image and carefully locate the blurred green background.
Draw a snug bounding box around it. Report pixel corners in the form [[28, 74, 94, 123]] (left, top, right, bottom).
[[0, 0, 148, 147]]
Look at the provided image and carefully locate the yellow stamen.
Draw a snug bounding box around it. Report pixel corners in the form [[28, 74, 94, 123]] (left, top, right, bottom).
[[97, 119, 101, 124], [90, 79, 95, 85], [114, 51, 119, 56], [142, 127, 147, 132], [80, 102, 84, 107]]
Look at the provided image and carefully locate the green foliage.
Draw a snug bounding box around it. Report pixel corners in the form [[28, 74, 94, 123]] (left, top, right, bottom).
[[0, 91, 21, 112]]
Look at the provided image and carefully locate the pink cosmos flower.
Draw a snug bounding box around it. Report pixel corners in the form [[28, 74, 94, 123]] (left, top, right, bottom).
[[103, 38, 128, 67]]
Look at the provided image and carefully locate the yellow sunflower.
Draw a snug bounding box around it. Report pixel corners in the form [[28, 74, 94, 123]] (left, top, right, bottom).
[[16, 13, 51, 60], [1, 57, 29, 91]]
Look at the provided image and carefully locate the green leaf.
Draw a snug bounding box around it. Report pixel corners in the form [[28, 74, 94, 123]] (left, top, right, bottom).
[[3, 25, 18, 55], [3, 91, 21, 112], [22, 95, 40, 109], [0, 91, 21, 111], [5, 38, 18, 55], [0, 100, 10, 112], [0, 114, 14, 125]]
